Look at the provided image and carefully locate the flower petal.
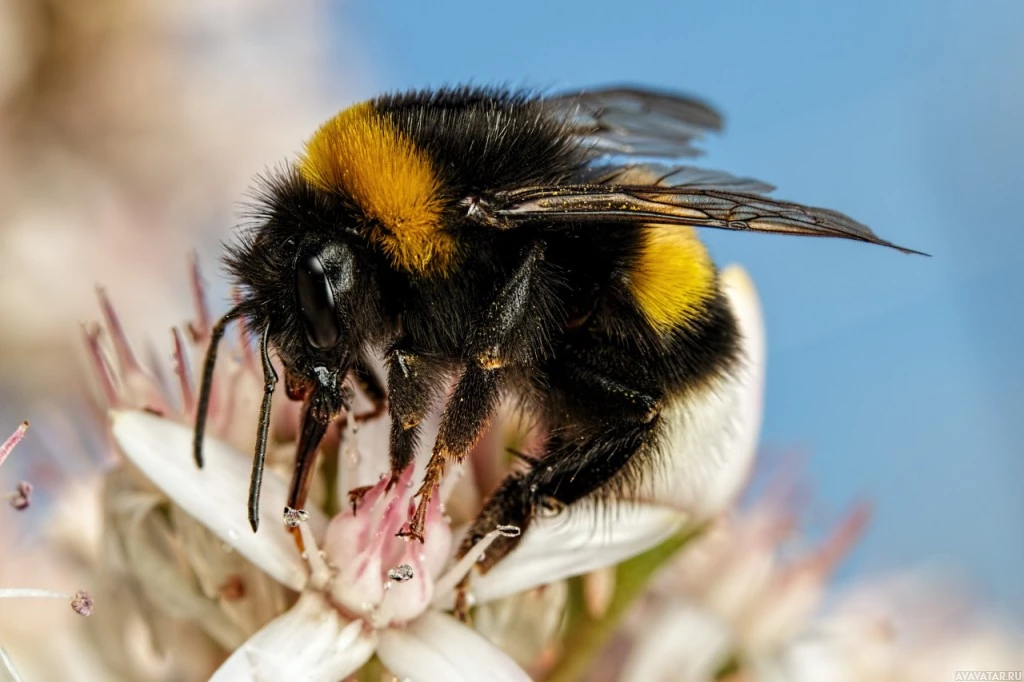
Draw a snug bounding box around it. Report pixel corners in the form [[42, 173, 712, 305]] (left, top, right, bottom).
[[377, 610, 530, 682], [642, 264, 765, 517], [468, 503, 687, 604], [619, 603, 734, 682], [211, 592, 377, 682], [111, 410, 325, 590]]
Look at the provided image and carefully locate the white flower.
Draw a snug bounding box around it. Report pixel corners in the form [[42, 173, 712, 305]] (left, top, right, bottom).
[[84, 260, 768, 680], [620, 480, 871, 681], [113, 410, 689, 681], [778, 571, 1024, 682]]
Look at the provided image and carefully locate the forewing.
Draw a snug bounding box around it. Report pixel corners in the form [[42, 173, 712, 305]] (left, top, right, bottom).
[[485, 184, 923, 254], [546, 86, 723, 159], [579, 163, 776, 194]]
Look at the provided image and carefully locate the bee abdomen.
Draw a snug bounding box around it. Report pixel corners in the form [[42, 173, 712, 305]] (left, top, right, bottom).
[[626, 225, 717, 334]]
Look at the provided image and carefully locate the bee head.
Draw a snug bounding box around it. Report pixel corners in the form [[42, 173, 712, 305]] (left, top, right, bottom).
[[280, 239, 358, 417], [198, 171, 386, 526], [223, 169, 382, 410]]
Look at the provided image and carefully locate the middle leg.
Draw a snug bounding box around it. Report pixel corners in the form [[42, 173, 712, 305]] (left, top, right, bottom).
[[458, 361, 662, 572], [399, 242, 557, 541]]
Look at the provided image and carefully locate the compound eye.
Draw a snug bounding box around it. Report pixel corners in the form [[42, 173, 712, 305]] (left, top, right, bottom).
[[295, 250, 342, 349]]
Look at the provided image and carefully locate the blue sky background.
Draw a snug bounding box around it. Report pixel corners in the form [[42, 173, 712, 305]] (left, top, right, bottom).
[[329, 0, 1024, 614]]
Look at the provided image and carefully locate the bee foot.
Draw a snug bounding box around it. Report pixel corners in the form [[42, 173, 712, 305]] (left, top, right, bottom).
[[347, 485, 374, 513], [395, 522, 425, 543]]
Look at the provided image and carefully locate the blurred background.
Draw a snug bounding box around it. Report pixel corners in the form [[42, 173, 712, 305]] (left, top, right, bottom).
[[1, 0, 1021, 627]]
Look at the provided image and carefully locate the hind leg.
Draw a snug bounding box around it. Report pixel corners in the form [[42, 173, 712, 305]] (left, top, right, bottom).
[[457, 366, 661, 574]]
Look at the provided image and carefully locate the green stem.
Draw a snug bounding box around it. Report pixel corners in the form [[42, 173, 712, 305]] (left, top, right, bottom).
[[356, 655, 387, 682], [543, 522, 708, 682]]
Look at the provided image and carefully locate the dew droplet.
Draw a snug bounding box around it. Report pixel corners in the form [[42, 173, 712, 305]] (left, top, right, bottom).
[[283, 507, 309, 528], [387, 563, 414, 583]]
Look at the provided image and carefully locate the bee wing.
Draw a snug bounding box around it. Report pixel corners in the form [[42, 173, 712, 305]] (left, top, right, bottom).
[[545, 87, 723, 159], [578, 163, 776, 194], [484, 183, 924, 255]]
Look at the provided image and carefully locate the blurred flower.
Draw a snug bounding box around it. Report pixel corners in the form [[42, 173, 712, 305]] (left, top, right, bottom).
[[778, 571, 1024, 682], [0, 420, 27, 467], [619, 481, 870, 682], [0, 420, 95, 681], [609, 466, 1024, 682], [0, 0, 341, 395]]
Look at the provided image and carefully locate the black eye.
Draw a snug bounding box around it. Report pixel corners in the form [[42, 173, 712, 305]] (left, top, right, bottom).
[[295, 250, 342, 349]]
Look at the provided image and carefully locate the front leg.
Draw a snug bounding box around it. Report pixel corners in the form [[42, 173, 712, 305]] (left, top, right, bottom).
[[400, 243, 555, 541], [348, 339, 449, 511]]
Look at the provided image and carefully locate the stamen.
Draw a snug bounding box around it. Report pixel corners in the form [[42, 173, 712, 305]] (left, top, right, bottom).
[[371, 563, 417, 628], [795, 502, 871, 578], [96, 287, 141, 374], [70, 590, 94, 617], [0, 588, 94, 616], [296, 517, 331, 588], [171, 327, 196, 415], [432, 529, 503, 599], [82, 324, 119, 406], [187, 252, 211, 342], [0, 588, 68, 600], [0, 421, 28, 468]]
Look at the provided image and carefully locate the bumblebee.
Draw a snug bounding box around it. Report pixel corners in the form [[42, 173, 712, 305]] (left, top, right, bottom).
[[193, 85, 918, 576]]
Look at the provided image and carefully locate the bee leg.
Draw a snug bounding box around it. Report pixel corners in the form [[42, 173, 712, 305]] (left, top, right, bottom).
[[346, 482, 376, 513], [457, 372, 659, 578], [383, 337, 449, 482], [400, 363, 505, 541], [402, 244, 553, 541], [347, 350, 425, 512]]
